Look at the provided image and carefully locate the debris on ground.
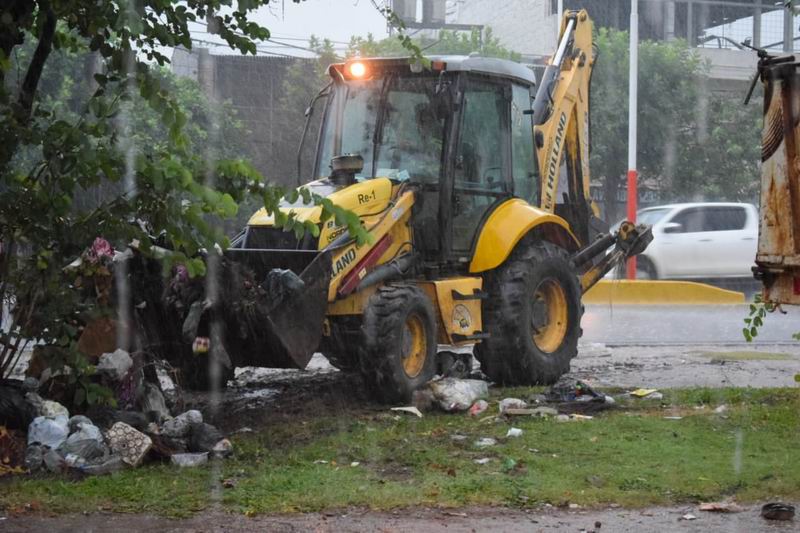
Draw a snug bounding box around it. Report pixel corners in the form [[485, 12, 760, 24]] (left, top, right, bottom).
[[498, 398, 527, 414], [0, 426, 26, 476], [503, 406, 559, 417], [96, 349, 134, 381], [506, 427, 523, 438], [171, 452, 209, 468], [27, 415, 69, 449], [426, 378, 488, 412], [468, 400, 488, 417], [106, 422, 152, 467], [680, 513, 697, 521], [40, 400, 69, 419], [473, 457, 492, 465], [390, 406, 423, 418], [699, 501, 744, 513], [545, 378, 615, 414], [630, 388, 662, 400], [761, 502, 795, 521], [713, 405, 728, 414], [189, 422, 224, 454], [474, 437, 496, 448], [161, 409, 203, 438]]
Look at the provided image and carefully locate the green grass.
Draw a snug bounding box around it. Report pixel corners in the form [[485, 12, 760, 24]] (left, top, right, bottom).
[[2, 387, 798, 517]]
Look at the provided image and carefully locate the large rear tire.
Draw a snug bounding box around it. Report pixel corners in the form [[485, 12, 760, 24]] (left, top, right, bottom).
[[360, 284, 437, 403], [475, 240, 582, 385]]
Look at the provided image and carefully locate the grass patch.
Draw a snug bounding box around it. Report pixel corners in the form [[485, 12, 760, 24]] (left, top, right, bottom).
[[2, 387, 798, 517], [694, 350, 793, 362]]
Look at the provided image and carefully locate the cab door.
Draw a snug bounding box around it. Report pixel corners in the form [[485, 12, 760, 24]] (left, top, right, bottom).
[[449, 77, 512, 257]]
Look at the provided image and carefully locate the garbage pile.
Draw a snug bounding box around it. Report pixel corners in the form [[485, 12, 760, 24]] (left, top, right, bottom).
[[0, 348, 232, 477]]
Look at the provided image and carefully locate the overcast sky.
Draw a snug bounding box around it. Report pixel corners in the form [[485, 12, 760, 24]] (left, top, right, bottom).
[[193, 0, 392, 57]]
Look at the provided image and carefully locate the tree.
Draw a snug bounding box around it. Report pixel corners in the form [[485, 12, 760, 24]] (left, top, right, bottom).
[[590, 28, 762, 220], [0, 1, 363, 384]]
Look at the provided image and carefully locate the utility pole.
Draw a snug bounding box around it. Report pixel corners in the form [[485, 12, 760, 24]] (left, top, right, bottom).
[[627, 0, 639, 280]]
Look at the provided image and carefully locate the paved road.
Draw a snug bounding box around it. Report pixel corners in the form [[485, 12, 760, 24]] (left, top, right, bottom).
[[582, 304, 799, 345]]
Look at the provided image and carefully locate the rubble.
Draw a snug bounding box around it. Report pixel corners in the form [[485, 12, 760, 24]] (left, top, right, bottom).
[[24, 444, 44, 472], [40, 400, 69, 419], [106, 422, 152, 467], [139, 383, 170, 423], [498, 398, 527, 414], [426, 378, 489, 412], [171, 452, 209, 467], [61, 421, 106, 461], [96, 349, 133, 381], [28, 415, 69, 449], [161, 410, 203, 438], [189, 422, 223, 453]]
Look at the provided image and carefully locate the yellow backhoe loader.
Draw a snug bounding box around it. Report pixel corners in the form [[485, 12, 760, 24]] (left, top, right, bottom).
[[154, 10, 651, 401]]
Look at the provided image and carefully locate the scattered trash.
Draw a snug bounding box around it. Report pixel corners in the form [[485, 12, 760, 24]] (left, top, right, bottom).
[[713, 405, 728, 414], [0, 426, 25, 476], [61, 421, 106, 461], [212, 438, 234, 458], [222, 478, 236, 488], [189, 422, 223, 453], [80, 455, 126, 476], [504, 406, 559, 417], [498, 398, 528, 414], [427, 378, 488, 412], [680, 513, 697, 521], [474, 437, 496, 448], [450, 434, 467, 442], [390, 406, 423, 418], [350, 461, 360, 467], [40, 400, 69, 420], [96, 349, 133, 381], [761, 502, 795, 521], [0, 383, 37, 431], [27, 415, 69, 449], [139, 383, 170, 423], [161, 410, 203, 439], [663, 416, 683, 420], [468, 400, 489, 417], [24, 444, 44, 472], [630, 388, 661, 399], [570, 414, 594, 421], [68, 415, 93, 433], [699, 502, 744, 513], [171, 452, 209, 467], [473, 457, 492, 465], [43, 447, 66, 473], [506, 427, 523, 438], [106, 422, 152, 467], [555, 414, 570, 422], [545, 378, 615, 414]]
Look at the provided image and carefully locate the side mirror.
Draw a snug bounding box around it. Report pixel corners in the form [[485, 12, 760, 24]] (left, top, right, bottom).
[[662, 222, 683, 234]]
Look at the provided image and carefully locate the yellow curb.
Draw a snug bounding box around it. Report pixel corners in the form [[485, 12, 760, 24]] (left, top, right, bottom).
[[583, 280, 746, 305]]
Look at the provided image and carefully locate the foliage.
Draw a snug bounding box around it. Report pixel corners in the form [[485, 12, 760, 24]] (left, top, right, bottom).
[[347, 27, 520, 61], [0, 0, 366, 387], [590, 28, 761, 220]]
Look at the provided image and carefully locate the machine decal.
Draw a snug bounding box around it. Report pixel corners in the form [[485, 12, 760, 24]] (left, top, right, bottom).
[[544, 111, 568, 210], [332, 248, 357, 277]]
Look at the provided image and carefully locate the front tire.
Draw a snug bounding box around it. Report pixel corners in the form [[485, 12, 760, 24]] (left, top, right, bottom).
[[360, 285, 437, 403], [475, 240, 582, 385]]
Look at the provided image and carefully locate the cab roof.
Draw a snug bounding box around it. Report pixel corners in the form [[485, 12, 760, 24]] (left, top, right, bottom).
[[335, 55, 537, 87]]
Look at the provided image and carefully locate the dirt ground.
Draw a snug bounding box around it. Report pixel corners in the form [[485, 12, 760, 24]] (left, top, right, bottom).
[[2, 504, 796, 532]]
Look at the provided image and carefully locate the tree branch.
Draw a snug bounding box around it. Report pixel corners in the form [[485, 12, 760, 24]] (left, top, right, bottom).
[[17, 0, 56, 120]]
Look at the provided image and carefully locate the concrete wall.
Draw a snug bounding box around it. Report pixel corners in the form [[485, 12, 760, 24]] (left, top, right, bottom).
[[450, 0, 558, 59]]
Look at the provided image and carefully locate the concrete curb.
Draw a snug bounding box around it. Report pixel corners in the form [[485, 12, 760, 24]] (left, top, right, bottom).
[[584, 280, 746, 305]]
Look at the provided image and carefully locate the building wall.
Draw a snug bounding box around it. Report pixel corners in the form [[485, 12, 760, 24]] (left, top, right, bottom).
[[172, 48, 317, 187], [450, 0, 558, 59]]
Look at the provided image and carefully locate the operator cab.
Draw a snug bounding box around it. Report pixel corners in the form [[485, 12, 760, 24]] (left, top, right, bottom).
[[309, 56, 540, 269]]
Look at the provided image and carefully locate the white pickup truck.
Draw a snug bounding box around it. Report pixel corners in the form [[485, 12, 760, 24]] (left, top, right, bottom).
[[620, 202, 758, 280]]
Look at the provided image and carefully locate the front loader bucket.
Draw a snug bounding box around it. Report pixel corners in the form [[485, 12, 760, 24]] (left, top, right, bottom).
[[220, 249, 332, 369]]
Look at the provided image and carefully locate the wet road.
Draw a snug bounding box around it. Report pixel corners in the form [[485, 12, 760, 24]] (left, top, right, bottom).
[[581, 304, 799, 345]]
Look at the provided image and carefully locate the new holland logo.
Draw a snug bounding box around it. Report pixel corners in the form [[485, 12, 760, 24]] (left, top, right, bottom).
[[544, 111, 568, 209], [332, 248, 357, 277]]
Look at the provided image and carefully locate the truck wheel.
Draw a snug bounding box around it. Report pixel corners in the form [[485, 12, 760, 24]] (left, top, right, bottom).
[[360, 284, 437, 403], [475, 240, 582, 385]]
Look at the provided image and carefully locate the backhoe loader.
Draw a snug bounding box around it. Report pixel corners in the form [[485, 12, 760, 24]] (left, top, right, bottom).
[[156, 10, 651, 401]]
